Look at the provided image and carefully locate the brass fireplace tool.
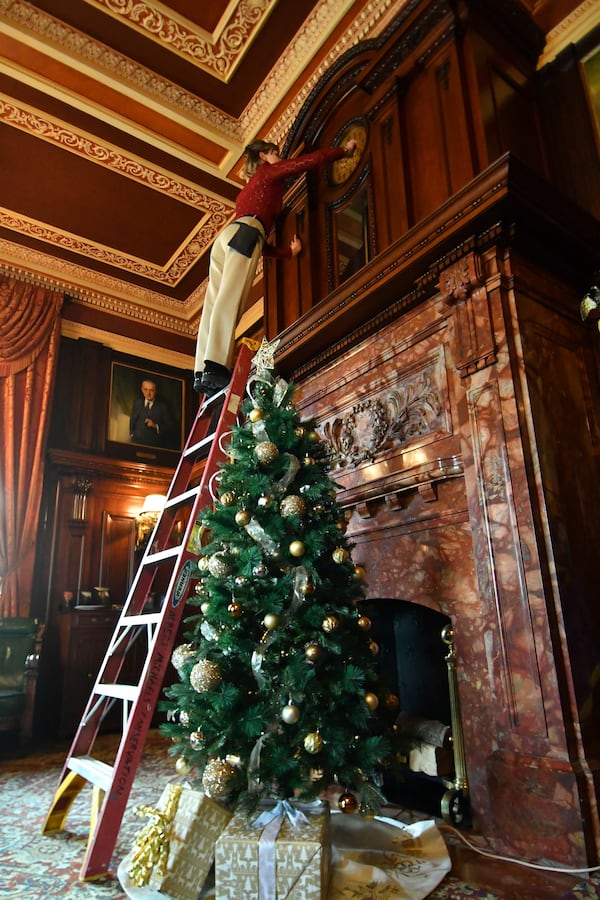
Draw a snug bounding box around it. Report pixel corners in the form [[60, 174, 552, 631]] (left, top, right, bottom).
[[440, 624, 470, 825]]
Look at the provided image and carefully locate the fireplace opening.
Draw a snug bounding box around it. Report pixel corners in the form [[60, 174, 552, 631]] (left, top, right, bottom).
[[366, 598, 470, 824]]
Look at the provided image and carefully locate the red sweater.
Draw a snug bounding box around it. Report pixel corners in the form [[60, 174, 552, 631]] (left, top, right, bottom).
[[235, 147, 345, 257]]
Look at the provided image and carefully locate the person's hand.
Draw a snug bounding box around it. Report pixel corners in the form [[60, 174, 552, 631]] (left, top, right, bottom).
[[144, 417, 157, 430], [344, 138, 358, 156], [290, 234, 302, 256]]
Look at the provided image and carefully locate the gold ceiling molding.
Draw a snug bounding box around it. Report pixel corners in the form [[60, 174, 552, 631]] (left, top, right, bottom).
[[0, 94, 234, 216], [537, 0, 600, 67], [88, 0, 275, 81], [0, 238, 200, 331], [0, 208, 217, 285], [0, 0, 245, 144]]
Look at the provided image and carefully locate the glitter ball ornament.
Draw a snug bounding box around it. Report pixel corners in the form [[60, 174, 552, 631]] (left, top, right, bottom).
[[171, 643, 195, 676], [220, 491, 236, 506], [198, 556, 210, 571], [263, 613, 279, 631], [190, 659, 222, 692], [253, 563, 268, 576], [255, 441, 279, 465], [189, 730, 204, 749], [175, 757, 191, 776], [289, 540, 305, 557], [249, 407, 264, 423], [364, 692, 379, 710], [280, 495, 306, 518], [322, 615, 340, 633], [357, 616, 372, 631], [303, 731, 324, 754], [228, 600, 243, 618], [338, 791, 358, 814], [257, 494, 271, 508], [332, 546, 350, 564], [208, 552, 233, 577], [202, 758, 236, 798], [235, 509, 251, 526], [281, 703, 300, 724]]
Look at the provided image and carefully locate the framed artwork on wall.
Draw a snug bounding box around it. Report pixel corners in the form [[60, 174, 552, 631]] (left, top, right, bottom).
[[108, 362, 185, 458]]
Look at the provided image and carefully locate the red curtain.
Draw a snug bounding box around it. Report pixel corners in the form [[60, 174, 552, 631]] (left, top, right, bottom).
[[0, 277, 63, 617]]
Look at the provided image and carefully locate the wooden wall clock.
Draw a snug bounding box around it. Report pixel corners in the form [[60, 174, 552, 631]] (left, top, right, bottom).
[[331, 120, 368, 185]]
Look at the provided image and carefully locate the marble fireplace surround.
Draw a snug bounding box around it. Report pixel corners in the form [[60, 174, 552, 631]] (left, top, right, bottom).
[[281, 157, 600, 867]]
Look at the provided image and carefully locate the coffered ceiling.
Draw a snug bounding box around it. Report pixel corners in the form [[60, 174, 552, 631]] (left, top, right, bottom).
[[0, 0, 593, 365]]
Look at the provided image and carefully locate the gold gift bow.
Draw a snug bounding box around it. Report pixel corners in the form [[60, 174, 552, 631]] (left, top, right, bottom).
[[128, 783, 183, 887]]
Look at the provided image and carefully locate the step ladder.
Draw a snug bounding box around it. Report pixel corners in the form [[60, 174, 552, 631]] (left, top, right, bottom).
[[42, 342, 255, 881]]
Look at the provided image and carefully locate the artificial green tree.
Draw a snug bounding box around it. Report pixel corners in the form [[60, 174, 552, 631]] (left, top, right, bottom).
[[161, 344, 394, 815]]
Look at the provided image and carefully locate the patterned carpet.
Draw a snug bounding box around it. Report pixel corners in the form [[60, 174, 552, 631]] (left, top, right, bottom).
[[0, 730, 598, 899]]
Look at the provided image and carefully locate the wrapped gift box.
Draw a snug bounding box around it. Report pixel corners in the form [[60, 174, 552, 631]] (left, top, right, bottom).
[[214, 801, 330, 899], [147, 786, 232, 900]]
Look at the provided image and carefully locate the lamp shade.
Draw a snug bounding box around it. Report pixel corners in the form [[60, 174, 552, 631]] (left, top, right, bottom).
[[140, 494, 167, 514]]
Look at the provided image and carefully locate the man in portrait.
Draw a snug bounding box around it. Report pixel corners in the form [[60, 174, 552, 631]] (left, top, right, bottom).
[[129, 378, 176, 448]]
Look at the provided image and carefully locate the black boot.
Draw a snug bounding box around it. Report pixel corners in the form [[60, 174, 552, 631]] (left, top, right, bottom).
[[200, 361, 231, 397]]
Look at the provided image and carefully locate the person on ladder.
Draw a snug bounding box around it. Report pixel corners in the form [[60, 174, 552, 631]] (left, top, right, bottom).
[[194, 136, 359, 397]]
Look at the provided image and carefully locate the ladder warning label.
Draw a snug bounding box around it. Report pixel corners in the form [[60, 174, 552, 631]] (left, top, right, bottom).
[[173, 560, 193, 607]]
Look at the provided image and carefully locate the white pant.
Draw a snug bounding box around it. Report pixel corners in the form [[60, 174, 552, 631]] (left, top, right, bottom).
[[194, 217, 264, 371]]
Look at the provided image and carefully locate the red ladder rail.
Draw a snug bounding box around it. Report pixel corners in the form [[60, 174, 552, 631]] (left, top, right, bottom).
[[41, 343, 254, 880]]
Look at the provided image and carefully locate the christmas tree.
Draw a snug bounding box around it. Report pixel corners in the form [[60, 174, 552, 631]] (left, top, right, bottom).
[[160, 341, 394, 816]]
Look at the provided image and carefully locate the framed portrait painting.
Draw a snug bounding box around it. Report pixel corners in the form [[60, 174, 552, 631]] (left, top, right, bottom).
[[108, 362, 185, 459]]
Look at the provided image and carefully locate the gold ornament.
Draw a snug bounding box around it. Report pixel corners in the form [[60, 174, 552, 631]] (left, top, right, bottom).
[[305, 643, 322, 662], [332, 547, 349, 564], [384, 693, 400, 711], [304, 731, 324, 754], [309, 767, 324, 783], [364, 692, 379, 710], [280, 495, 306, 518], [171, 643, 195, 676], [294, 426, 306, 438], [202, 758, 236, 799], [369, 640, 379, 656], [289, 540, 305, 557], [338, 791, 358, 814], [248, 407, 264, 423], [175, 756, 191, 776], [253, 563, 268, 576], [357, 616, 372, 631], [354, 565, 366, 580], [359, 801, 376, 820], [189, 730, 204, 749], [263, 613, 279, 631], [302, 580, 316, 596], [322, 615, 340, 633], [208, 552, 233, 577], [258, 494, 271, 507], [255, 441, 279, 465], [190, 659, 222, 692], [228, 600, 243, 618], [220, 491, 236, 506], [303, 455, 315, 467], [235, 509, 251, 526], [281, 704, 300, 724]]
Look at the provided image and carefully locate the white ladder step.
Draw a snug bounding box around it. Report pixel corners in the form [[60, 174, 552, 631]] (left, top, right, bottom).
[[67, 756, 114, 791], [144, 546, 180, 564], [96, 684, 139, 702], [165, 486, 201, 508], [118, 613, 162, 626], [184, 433, 215, 458]]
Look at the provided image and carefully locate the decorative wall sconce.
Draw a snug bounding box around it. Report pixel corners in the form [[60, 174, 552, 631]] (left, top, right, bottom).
[[71, 477, 92, 521], [580, 284, 600, 331], [135, 494, 166, 551]]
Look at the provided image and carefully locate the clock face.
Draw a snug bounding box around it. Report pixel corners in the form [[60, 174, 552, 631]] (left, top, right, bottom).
[[331, 122, 368, 185]]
